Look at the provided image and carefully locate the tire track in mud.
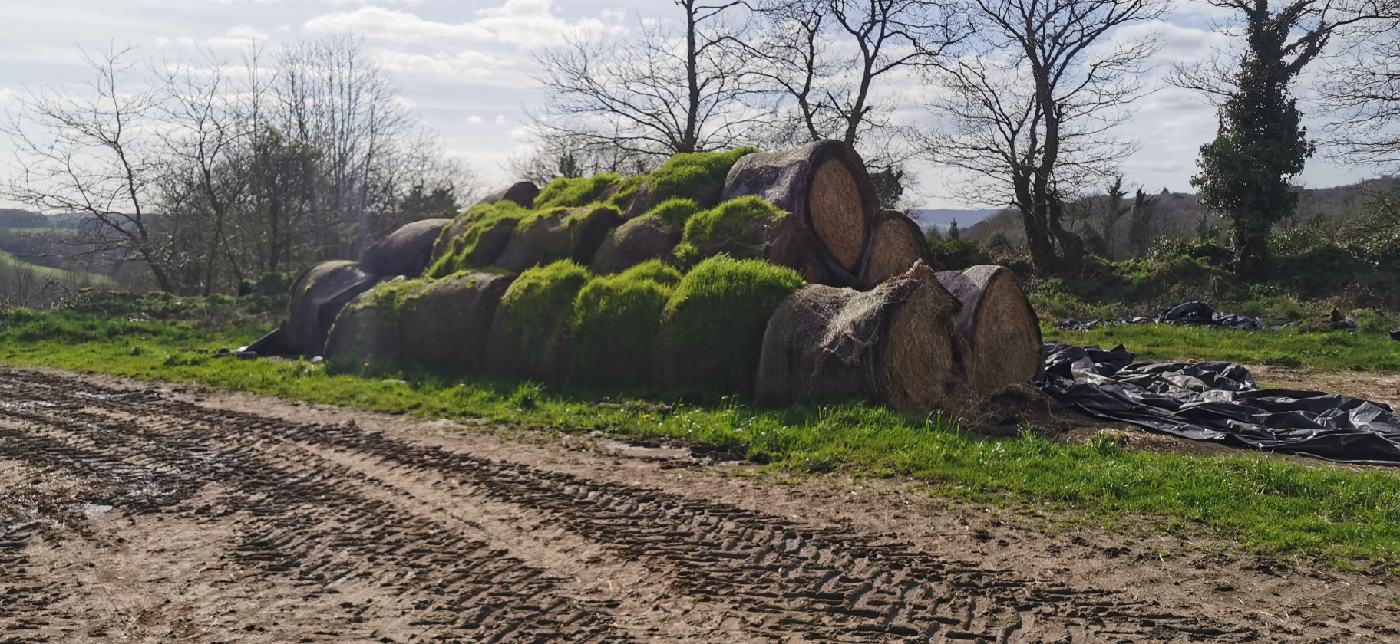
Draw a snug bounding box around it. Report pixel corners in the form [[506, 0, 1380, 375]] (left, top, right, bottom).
[[0, 368, 1256, 642]]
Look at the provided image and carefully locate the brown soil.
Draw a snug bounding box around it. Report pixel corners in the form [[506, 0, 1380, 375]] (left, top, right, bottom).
[[1249, 364, 1400, 408], [2, 367, 1398, 642]]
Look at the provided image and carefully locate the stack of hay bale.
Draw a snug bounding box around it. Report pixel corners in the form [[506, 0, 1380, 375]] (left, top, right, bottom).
[[276, 141, 1041, 416]]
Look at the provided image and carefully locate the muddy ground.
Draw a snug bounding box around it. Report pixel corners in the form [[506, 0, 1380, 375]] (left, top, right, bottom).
[[1, 367, 1397, 642]]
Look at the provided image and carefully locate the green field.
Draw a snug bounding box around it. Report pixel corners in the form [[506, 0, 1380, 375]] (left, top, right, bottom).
[[0, 249, 114, 288], [1043, 322, 1400, 372], [2, 307, 1399, 573]]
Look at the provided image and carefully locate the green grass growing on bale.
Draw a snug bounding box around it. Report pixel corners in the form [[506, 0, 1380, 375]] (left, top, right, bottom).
[[642, 198, 701, 229], [679, 196, 788, 261], [656, 255, 804, 394], [492, 260, 592, 370], [325, 277, 423, 370], [427, 201, 531, 278], [5, 307, 1400, 573], [605, 148, 760, 212], [569, 261, 681, 387], [534, 173, 621, 210], [1042, 322, 1400, 372]]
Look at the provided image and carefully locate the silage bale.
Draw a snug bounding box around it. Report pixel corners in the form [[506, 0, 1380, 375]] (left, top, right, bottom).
[[475, 181, 539, 208], [494, 205, 623, 272], [722, 140, 878, 278], [859, 211, 934, 289], [617, 148, 759, 217], [589, 198, 696, 274], [483, 260, 592, 383], [428, 201, 532, 276], [754, 263, 970, 412], [568, 260, 682, 388], [672, 196, 788, 270], [361, 218, 450, 277], [533, 173, 622, 209], [653, 255, 805, 394], [935, 265, 1043, 395], [323, 277, 420, 370], [284, 260, 381, 357], [399, 271, 515, 373]]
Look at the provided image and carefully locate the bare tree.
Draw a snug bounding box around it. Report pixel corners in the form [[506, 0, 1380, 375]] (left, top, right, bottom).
[[1, 45, 178, 291], [534, 1, 765, 160], [1320, 1, 1400, 167], [929, 0, 1164, 273]]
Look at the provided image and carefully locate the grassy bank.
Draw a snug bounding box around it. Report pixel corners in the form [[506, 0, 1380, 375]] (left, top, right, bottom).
[[1043, 323, 1400, 372], [2, 309, 1399, 572]]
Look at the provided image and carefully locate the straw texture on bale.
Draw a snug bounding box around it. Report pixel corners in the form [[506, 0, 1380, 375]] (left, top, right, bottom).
[[476, 181, 539, 208], [399, 272, 514, 373], [935, 265, 1043, 394], [875, 263, 970, 414], [721, 140, 877, 281], [285, 260, 381, 357], [753, 283, 904, 405], [860, 212, 933, 288], [361, 218, 450, 278]]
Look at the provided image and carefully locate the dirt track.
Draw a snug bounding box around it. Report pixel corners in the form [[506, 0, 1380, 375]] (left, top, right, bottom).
[[2, 367, 1397, 642]]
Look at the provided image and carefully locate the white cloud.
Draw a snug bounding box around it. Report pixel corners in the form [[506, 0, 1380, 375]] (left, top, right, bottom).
[[304, 1, 624, 49], [467, 115, 484, 124], [371, 49, 513, 81]]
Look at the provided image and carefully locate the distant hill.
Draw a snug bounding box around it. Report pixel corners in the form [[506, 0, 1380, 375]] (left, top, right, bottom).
[[964, 177, 1399, 257], [905, 208, 1003, 233]]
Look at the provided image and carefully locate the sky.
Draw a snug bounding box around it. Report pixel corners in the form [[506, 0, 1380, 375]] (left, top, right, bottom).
[[0, 0, 1385, 210]]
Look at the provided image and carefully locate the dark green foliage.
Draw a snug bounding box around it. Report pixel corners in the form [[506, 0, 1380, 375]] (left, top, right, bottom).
[[924, 229, 989, 271], [1192, 4, 1316, 274], [569, 265, 677, 387], [642, 198, 701, 229], [428, 201, 531, 277], [533, 173, 621, 209], [655, 255, 805, 394], [679, 196, 788, 260], [486, 260, 591, 380]]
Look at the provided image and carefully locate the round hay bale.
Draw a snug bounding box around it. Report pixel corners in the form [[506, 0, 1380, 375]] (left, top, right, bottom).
[[483, 260, 591, 383], [399, 272, 515, 373], [284, 260, 381, 357], [361, 218, 450, 277], [534, 173, 621, 209], [753, 283, 894, 405], [763, 215, 842, 286], [495, 205, 622, 272], [860, 211, 933, 288], [590, 200, 693, 274], [569, 261, 681, 388], [722, 140, 877, 277], [678, 196, 788, 265], [428, 201, 530, 275], [620, 147, 759, 217], [475, 181, 539, 208], [875, 262, 971, 414], [934, 265, 1042, 394], [323, 277, 419, 370], [653, 256, 805, 394]]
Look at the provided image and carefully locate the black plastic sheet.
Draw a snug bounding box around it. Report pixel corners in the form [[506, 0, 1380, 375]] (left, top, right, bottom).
[[1056, 301, 1262, 332], [1038, 344, 1400, 464]]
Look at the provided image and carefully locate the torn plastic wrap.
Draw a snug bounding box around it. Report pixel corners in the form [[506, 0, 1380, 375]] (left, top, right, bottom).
[[1038, 344, 1400, 465]]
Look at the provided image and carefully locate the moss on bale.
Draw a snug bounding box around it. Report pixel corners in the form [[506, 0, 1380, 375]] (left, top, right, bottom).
[[483, 260, 592, 382], [427, 201, 531, 277], [324, 277, 423, 370], [678, 196, 788, 262], [568, 264, 678, 388], [622, 148, 759, 215], [642, 198, 701, 228], [654, 255, 805, 394], [534, 173, 621, 209]]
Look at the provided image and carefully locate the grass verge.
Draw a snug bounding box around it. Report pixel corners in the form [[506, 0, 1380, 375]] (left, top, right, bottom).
[[1043, 322, 1400, 372], [2, 310, 1399, 572]]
